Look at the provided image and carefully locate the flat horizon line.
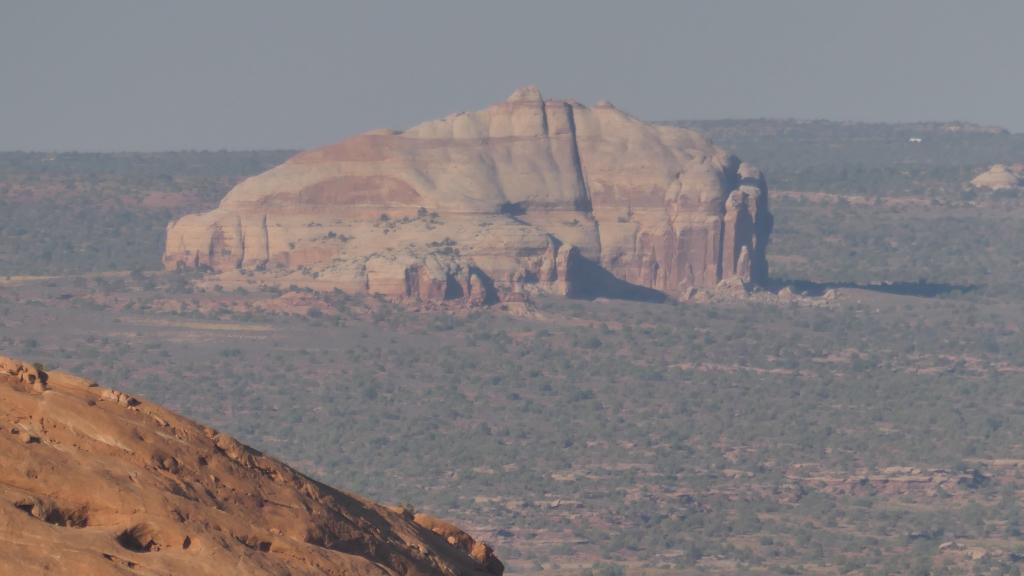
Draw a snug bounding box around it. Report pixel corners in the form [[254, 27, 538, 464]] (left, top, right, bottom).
[[0, 117, 1018, 155]]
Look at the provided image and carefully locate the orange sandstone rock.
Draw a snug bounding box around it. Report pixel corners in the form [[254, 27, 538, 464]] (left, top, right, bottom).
[[0, 355, 502, 576]]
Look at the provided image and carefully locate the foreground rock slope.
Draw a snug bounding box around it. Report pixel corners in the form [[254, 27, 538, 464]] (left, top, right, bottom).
[[0, 356, 502, 576], [165, 86, 772, 302]]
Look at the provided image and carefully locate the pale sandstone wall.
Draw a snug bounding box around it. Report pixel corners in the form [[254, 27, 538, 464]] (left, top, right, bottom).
[[165, 86, 772, 302]]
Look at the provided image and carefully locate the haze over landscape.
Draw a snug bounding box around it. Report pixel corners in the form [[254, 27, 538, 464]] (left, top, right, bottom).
[[4, 0, 1024, 150], [6, 2, 1024, 576]]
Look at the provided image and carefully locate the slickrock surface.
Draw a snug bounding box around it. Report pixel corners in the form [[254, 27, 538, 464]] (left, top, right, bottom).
[[0, 356, 502, 576], [971, 163, 1024, 190], [165, 86, 772, 302]]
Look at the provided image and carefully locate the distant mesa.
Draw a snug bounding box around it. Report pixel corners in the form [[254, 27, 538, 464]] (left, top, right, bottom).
[[971, 164, 1024, 190], [0, 355, 503, 576], [164, 86, 773, 303]]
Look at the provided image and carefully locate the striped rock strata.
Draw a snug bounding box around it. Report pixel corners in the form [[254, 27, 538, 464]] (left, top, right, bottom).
[[165, 86, 772, 302]]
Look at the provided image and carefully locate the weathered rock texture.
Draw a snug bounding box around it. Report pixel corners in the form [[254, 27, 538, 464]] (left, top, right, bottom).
[[165, 87, 772, 302], [0, 355, 502, 576], [971, 164, 1024, 190]]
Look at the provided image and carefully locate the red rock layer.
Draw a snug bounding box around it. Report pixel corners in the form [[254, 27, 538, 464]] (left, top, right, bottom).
[[0, 356, 502, 576]]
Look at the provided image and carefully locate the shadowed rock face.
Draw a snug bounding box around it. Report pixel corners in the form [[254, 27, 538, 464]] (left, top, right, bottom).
[[0, 356, 502, 576], [165, 86, 772, 302]]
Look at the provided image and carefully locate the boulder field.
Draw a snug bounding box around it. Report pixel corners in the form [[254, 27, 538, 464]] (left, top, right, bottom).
[[0, 356, 502, 576], [165, 86, 772, 303]]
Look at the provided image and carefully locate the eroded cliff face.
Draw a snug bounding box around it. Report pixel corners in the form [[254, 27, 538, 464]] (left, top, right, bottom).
[[0, 355, 502, 576], [164, 86, 771, 302]]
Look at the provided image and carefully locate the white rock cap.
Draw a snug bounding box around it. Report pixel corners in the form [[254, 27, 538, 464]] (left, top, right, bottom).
[[506, 85, 543, 103]]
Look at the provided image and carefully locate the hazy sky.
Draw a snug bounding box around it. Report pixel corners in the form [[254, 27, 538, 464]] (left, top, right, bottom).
[[4, 1, 1023, 151]]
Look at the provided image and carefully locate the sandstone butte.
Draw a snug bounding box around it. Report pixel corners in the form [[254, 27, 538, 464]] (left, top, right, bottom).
[[0, 356, 503, 576], [970, 163, 1024, 190], [164, 86, 772, 303]]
